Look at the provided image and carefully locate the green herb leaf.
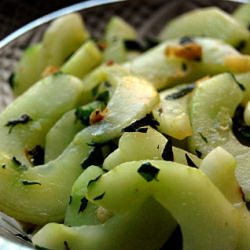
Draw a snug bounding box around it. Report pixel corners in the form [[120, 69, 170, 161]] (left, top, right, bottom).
[[93, 192, 106, 201], [5, 114, 32, 134], [27, 145, 44, 166], [78, 197, 88, 213], [22, 180, 41, 186], [162, 140, 174, 161], [185, 153, 198, 168], [12, 157, 27, 171], [81, 146, 104, 169], [165, 83, 195, 100], [199, 132, 208, 143], [137, 162, 159, 182], [64, 240, 70, 250]]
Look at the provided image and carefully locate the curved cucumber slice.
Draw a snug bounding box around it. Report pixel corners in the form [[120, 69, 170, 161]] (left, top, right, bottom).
[[153, 83, 194, 139], [0, 73, 158, 224], [86, 160, 242, 250], [187, 73, 250, 200], [103, 126, 201, 171], [41, 13, 89, 67], [188, 73, 243, 157], [12, 44, 43, 96], [61, 40, 102, 79], [159, 7, 249, 47], [125, 37, 241, 90]]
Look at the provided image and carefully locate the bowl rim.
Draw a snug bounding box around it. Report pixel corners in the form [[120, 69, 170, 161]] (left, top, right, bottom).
[[0, 0, 125, 50]]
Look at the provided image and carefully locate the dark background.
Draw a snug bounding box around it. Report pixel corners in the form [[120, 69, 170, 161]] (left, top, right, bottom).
[[0, 0, 84, 40]]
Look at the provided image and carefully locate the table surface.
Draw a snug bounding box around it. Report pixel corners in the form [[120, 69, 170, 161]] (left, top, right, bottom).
[[0, 0, 84, 40]]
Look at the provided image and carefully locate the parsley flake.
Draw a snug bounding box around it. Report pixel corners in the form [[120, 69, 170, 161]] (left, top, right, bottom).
[[64, 240, 70, 250], [137, 162, 159, 182], [199, 132, 208, 143], [5, 114, 32, 134], [185, 154, 198, 168], [22, 180, 41, 186], [78, 197, 88, 213], [162, 140, 174, 161], [165, 83, 195, 100], [93, 192, 106, 201]]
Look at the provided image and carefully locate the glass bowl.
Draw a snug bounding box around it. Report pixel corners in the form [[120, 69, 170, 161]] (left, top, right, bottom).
[[0, 0, 243, 248]]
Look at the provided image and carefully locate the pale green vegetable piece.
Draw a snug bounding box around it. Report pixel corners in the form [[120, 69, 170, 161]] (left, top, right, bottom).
[[125, 37, 241, 90], [41, 13, 89, 67], [33, 197, 176, 250], [188, 72, 250, 200], [11, 44, 44, 96], [45, 101, 104, 162], [152, 83, 194, 139], [233, 3, 250, 54], [61, 40, 102, 79], [103, 126, 201, 171], [65, 165, 105, 226], [200, 147, 242, 204], [159, 7, 249, 47], [0, 72, 158, 224], [103, 16, 138, 63], [86, 160, 243, 250], [235, 71, 250, 105]]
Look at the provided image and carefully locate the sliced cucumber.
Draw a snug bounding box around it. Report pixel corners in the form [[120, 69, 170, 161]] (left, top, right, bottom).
[[41, 13, 89, 68], [61, 40, 102, 79], [12, 44, 43, 96], [103, 126, 201, 171], [233, 3, 250, 54], [103, 16, 137, 63], [45, 101, 104, 162], [152, 83, 194, 139], [125, 37, 241, 90], [188, 73, 243, 157], [0, 72, 158, 224], [159, 7, 250, 48]]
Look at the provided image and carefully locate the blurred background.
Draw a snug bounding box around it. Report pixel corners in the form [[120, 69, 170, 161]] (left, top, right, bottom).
[[0, 0, 84, 40]]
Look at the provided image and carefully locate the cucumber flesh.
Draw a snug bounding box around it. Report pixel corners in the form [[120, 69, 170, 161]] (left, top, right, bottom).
[[159, 7, 250, 47]]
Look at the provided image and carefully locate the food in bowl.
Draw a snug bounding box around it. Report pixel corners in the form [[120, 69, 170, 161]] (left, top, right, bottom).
[[1, 2, 250, 249]]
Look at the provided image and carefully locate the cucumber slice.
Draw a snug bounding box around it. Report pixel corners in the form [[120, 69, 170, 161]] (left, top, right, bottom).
[[103, 16, 137, 63], [235, 72, 250, 105], [244, 101, 250, 125], [0, 72, 158, 224], [159, 7, 249, 48], [125, 37, 240, 90], [152, 83, 194, 139], [233, 3, 250, 54], [188, 73, 243, 157], [45, 101, 104, 162], [12, 44, 43, 96], [61, 40, 102, 79], [41, 13, 89, 68], [103, 126, 201, 171]]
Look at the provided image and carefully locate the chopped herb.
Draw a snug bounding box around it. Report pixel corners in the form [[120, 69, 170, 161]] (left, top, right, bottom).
[[199, 132, 208, 143], [22, 180, 41, 186], [69, 195, 72, 205], [78, 197, 88, 213], [34, 245, 51, 250], [195, 149, 202, 158], [122, 114, 159, 132], [15, 233, 32, 243], [87, 175, 102, 187], [8, 73, 15, 88], [235, 40, 246, 51], [26, 145, 44, 166], [75, 106, 95, 126], [12, 157, 27, 171], [91, 85, 99, 98], [165, 83, 195, 100], [233, 105, 250, 146], [64, 241, 70, 250], [162, 140, 174, 161], [179, 36, 194, 45], [124, 39, 144, 51], [81, 146, 104, 169], [93, 192, 106, 201], [5, 114, 32, 134], [185, 153, 198, 168], [138, 162, 159, 182], [231, 73, 245, 91], [2, 164, 6, 169], [95, 90, 110, 104], [181, 62, 188, 72]]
